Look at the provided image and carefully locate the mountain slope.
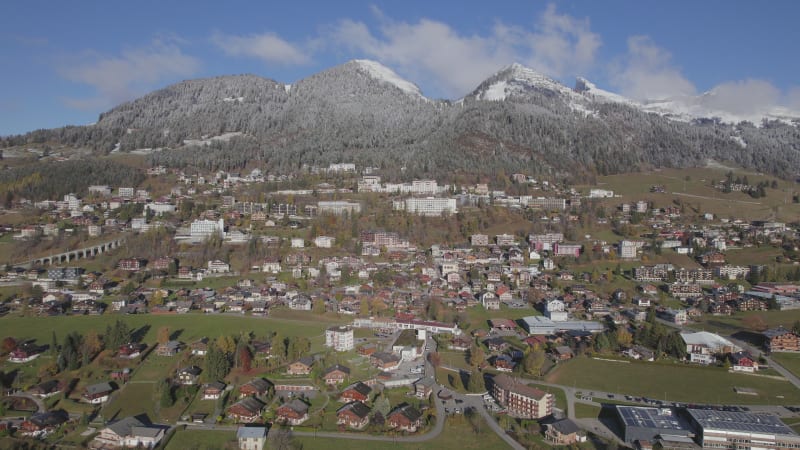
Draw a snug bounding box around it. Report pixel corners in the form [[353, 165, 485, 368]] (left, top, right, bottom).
[[4, 60, 800, 179]]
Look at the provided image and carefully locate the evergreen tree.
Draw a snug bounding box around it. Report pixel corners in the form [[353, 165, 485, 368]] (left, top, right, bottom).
[[467, 370, 485, 393]]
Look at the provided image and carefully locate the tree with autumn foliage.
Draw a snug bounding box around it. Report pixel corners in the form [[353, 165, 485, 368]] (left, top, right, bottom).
[[157, 327, 170, 344], [238, 345, 253, 372]]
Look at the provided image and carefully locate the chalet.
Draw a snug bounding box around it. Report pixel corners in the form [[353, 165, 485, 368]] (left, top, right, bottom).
[[156, 340, 182, 356], [118, 258, 145, 271], [276, 399, 309, 425], [8, 343, 42, 363], [623, 345, 655, 362], [227, 397, 266, 423], [117, 342, 144, 359], [387, 404, 423, 432], [28, 380, 62, 398], [287, 356, 314, 375], [494, 354, 516, 372], [91, 416, 165, 449], [545, 418, 586, 445], [553, 346, 574, 361], [358, 343, 378, 356], [337, 401, 371, 429], [19, 410, 69, 438], [323, 364, 351, 386], [483, 337, 509, 353], [190, 337, 209, 356], [251, 341, 272, 359], [340, 381, 372, 403], [151, 256, 175, 272], [239, 378, 272, 398], [202, 381, 226, 400], [177, 366, 202, 385], [489, 318, 517, 332], [82, 382, 114, 404], [730, 351, 759, 372], [370, 352, 401, 371], [762, 327, 800, 352], [449, 335, 472, 351]]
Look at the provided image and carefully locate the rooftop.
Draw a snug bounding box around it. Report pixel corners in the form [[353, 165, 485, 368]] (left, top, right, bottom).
[[687, 409, 798, 435], [616, 406, 691, 433]]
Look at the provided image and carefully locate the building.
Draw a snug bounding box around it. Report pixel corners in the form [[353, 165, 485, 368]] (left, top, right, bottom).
[[762, 327, 800, 352], [393, 197, 457, 216], [528, 233, 564, 251], [553, 243, 581, 258], [589, 189, 614, 198], [323, 364, 351, 385], [237, 426, 267, 450], [190, 218, 225, 239], [619, 240, 640, 259], [687, 409, 800, 449], [615, 406, 693, 444], [337, 401, 371, 429], [527, 197, 567, 210], [387, 404, 423, 432], [325, 326, 355, 351], [287, 356, 314, 375], [491, 374, 554, 419], [240, 378, 272, 398], [545, 299, 568, 322], [545, 419, 587, 445], [227, 397, 266, 423], [340, 382, 373, 403], [118, 258, 144, 271], [276, 399, 309, 425], [314, 236, 335, 248], [317, 201, 362, 216], [91, 416, 165, 449], [82, 382, 114, 404], [202, 382, 226, 400], [680, 331, 739, 364], [471, 234, 489, 246]]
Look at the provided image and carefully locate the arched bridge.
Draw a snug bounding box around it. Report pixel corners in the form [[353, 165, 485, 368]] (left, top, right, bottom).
[[17, 238, 124, 268]]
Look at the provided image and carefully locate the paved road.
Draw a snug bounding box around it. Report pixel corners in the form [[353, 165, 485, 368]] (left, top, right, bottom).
[[7, 392, 47, 413]]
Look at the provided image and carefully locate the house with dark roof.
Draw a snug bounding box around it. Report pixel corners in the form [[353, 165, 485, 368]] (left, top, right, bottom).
[[387, 404, 423, 432], [82, 382, 114, 404], [177, 366, 202, 385], [156, 340, 182, 356], [18, 410, 69, 437], [276, 398, 309, 426], [544, 418, 586, 444], [370, 351, 401, 370], [337, 401, 371, 429], [202, 381, 226, 400], [227, 397, 266, 423], [340, 381, 373, 403], [239, 378, 272, 398], [28, 379, 62, 398], [287, 356, 314, 375], [323, 364, 351, 385], [762, 327, 800, 352], [91, 416, 165, 448]]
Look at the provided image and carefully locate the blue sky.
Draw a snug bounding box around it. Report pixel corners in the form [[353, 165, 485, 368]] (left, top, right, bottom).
[[1, 0, 799, 135]]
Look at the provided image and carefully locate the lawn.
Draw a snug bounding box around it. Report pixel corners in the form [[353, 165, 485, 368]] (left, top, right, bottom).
[[690, 309, 800, 335], [546, 356, 800, 404], [461, 304, 539, 333], [0, 313, 338, 348], [574, 402, 602, 419], [771, 353, 800, 379], [294, 416, 511, 450], [101, 381, 156, 423], [164, 428, 237, 450]]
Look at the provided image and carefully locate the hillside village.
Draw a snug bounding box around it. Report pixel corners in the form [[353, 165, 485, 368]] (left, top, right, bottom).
[[1, 161, 800, 449]]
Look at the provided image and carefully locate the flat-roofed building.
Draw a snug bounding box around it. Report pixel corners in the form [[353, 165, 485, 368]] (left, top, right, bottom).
[[687, 409, 800, 449], [616, 406, 693, 444]]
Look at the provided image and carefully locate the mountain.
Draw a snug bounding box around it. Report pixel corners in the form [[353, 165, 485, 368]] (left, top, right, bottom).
[[4, 60, 800, 179]]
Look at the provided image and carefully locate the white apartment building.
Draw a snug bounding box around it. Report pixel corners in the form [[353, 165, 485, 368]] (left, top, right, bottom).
[[317, 201, 362, 216], [325, 326, 354, 351], [190, 219, 225, 239], [393, 197, 457, 216], [314, 236, 335, 248]]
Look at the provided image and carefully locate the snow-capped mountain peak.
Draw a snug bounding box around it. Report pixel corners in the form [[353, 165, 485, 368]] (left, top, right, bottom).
[[351, 59, 424, 98], [574, 77, 638, 106]]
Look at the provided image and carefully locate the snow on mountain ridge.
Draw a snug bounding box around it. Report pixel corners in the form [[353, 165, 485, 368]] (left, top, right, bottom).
[[352, 59, 424, 98]]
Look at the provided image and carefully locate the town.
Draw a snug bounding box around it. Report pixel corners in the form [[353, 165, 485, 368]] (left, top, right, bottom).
[[1, 160, 800, 450]]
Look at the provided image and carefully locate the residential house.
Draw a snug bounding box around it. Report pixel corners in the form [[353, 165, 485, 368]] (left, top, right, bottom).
[[91, 416, 165, 449], [730, 351, 759, 372], [340, 382, 372, 404], [156, 340, 182, 356], [18, 410, 69, 438], [82, 382, 114, 404], [762, 327, 800, 352], [276, 399, 309, 426], [494, 354, 516, 372], [28, 380, 62, 398], [414, 378, 435, 399], [337, 402, 371, 429], [239, 378, 272, 398], [323, 364, 351, 386], [387, 404, 423, 432], [177, 366, 202, 385], [237, 426, 267, 450], [287, 356, 314, 375], [227, 397, 266, 423], [202, 382, 226, 400], [190, 338, 209, 356], [545, 418, 587, 445], [370, 352, 401, 371]]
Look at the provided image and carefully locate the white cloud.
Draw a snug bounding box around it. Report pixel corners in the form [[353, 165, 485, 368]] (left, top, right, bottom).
[[610, 35, 696, 100], [211, 32, 311, 65], [59, 40, 200, 110], [704, 79, 781, 116], [329, 4, 601, 97]]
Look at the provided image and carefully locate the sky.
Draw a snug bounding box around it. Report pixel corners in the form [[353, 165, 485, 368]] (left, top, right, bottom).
[[1, 0, 799, 136]]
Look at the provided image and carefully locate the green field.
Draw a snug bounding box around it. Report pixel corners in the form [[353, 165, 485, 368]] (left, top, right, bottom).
[[690, 309, 800, 336], [771, 353, 800, 379], [0, 312, 340, 347], [574, 402, 602, 419], [164, 428, 237, 450], [546, 357, 800, 404], [102, 381, 157, 422]]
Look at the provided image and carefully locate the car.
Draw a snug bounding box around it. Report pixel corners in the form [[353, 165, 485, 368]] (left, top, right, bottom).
[[608, 394, 615, 399], [455, 399, 463, 404]]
